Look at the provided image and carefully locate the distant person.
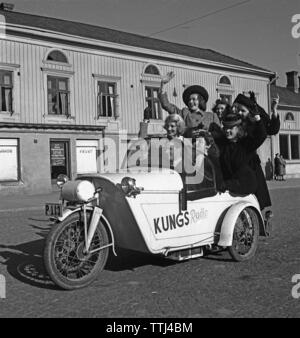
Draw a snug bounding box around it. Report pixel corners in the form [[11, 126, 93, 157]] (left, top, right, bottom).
[[265, 158, 274, 180], [274, 153, 281, 180], [280, 154, 286, 181]]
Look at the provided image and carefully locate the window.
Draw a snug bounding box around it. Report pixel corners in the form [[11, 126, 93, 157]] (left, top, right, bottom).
[[219, 94, 232, 104], [97, 82, 117, 118], [0, 139, 19, 182], [46, 50, 68, 63], [285, 112, 295, 121], [219, 76, 231, 85], [145, 86, 162, 120], [47, 76, 70, 116], [0, 70, 13, 112], [279, 134, 300, 160], [279, 134, 289, 159], [291, 135, 300, 160], [144, 64, 160, 75]]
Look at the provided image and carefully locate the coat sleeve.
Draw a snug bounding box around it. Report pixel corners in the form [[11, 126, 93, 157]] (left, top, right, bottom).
[[158, 91, 183, 116], [259, 104, 280, 135], [242, 119, 267, 153], [266, 115, 280, 135]]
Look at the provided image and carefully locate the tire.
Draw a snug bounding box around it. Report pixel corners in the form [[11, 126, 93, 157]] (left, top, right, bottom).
[[228, 207, 259, 262], [44, 211, 109, 290]]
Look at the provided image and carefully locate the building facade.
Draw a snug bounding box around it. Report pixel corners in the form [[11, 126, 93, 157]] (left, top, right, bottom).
[[271, 71, 300, 178], [0, 5, 275, 195]]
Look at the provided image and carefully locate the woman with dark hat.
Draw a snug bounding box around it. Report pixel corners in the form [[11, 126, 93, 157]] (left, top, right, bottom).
[[158, 72, 221, 138], [216, 111, 267, 195], [232, 93, 273, 211], [158, 72, 223, 189]]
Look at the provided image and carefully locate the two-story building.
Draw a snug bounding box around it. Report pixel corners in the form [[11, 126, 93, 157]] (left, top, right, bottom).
[[0, 4, 275, 195], [271, 71, 300, 178]]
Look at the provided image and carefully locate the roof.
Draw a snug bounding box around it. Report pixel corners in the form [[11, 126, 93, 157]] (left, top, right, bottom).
[[271, 85, 300, 107], [1, 9, 272, 74]]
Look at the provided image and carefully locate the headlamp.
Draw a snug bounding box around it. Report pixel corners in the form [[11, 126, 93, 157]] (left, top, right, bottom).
[[56, 174, 69, 188]]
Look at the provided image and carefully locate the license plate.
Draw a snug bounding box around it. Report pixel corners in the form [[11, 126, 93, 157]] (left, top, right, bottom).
[[45, 203, 63, 217]]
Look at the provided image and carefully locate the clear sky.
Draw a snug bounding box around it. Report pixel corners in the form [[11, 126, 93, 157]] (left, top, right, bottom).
[[8, 0, 300, 86]]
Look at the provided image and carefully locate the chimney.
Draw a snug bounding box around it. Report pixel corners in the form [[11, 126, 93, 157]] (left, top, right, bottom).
[[286, 71, 298, 93], [0, 3, 14, 11]]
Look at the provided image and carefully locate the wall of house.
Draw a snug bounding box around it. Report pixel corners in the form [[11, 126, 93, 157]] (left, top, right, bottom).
[[0, 33, 272, 194], [0, 36, 270, 135], [0, 129, 107, 195]]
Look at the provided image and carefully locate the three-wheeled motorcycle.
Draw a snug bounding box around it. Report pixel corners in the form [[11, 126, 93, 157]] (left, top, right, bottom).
[[44, 138, 269, 290]]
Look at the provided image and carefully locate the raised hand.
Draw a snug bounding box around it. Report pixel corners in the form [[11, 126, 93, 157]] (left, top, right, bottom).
[[271, 94, 280, 113], [161, 71, 175, 85]]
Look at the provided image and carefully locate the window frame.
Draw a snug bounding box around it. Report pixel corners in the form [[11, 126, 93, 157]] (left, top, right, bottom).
[[279, 133, 300, 161], [0, 69, 13, 113], [43, 49, 71, 68], [93, 74, 121, 121], [145, 86, 162, 120], [97, 81, 117, 118], [42, 67, 75, 121], [216, 74, 234, 102], [47, 75, 70, 117], [0, 63, 20, 118]]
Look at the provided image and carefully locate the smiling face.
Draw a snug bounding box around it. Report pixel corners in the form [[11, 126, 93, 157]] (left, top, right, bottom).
[[215, 103, 227, 118], [224, 125, 240, 140], [166, 121, 178, 138], [232, 103, 250, 119], [188, 93, 200, 112]]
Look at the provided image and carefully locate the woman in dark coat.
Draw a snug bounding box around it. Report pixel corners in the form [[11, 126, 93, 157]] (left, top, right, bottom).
[[232, 93, 280, 210], [216, 113, 267, 195]]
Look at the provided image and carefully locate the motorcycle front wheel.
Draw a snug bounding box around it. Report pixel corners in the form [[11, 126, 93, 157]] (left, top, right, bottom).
[[44, 211, 109, 290]]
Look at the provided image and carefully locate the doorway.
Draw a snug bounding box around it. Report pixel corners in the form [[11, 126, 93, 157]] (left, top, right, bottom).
[[50, 140, 70, 181]]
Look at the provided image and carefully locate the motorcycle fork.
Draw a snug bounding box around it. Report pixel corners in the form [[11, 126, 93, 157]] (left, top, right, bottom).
[[82, 204, 114, 255]]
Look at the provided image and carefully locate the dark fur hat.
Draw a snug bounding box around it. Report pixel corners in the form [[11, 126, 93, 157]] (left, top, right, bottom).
[[222, 113, 242, 128], [234, 94, 257, 113]]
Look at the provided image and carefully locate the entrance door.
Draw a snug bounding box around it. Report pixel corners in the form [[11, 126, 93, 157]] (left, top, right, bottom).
[[50, 140, 70, 181]]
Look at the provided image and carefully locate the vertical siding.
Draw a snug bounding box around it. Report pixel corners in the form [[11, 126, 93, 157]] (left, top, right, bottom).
[[0, 38, 269, 135]]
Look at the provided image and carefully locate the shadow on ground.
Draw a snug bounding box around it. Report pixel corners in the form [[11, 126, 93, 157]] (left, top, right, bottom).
[[0, 219, 175, 290], [0, 217, 235, 290]]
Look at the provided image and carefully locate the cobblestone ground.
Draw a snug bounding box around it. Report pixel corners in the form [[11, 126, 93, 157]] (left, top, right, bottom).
[[0, 187, 300, 318]]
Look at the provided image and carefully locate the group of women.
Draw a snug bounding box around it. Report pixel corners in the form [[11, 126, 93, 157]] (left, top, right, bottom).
[[158, 72, 280, 214]]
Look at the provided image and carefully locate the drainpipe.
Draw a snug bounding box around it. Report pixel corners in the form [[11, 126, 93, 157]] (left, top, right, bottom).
[[267, 73, 279, 171]]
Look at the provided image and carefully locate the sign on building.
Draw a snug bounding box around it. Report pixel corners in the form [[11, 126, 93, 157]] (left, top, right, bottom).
[[76, 140, 98, 174], [0, 139, 19, 181]]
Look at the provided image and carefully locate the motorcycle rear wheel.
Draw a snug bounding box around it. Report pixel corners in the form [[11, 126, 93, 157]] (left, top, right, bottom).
[[228, 207, 259, 262], [44, 211, 109, 290]]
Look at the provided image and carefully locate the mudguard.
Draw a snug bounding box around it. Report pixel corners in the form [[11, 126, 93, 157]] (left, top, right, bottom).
[[218, 201, 264, 247], [56, 206, 117, 256]]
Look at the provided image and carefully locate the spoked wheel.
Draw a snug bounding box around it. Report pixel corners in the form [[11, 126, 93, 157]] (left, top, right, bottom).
[[228, 207, 259, 262], [44, 212, 109, 290]]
